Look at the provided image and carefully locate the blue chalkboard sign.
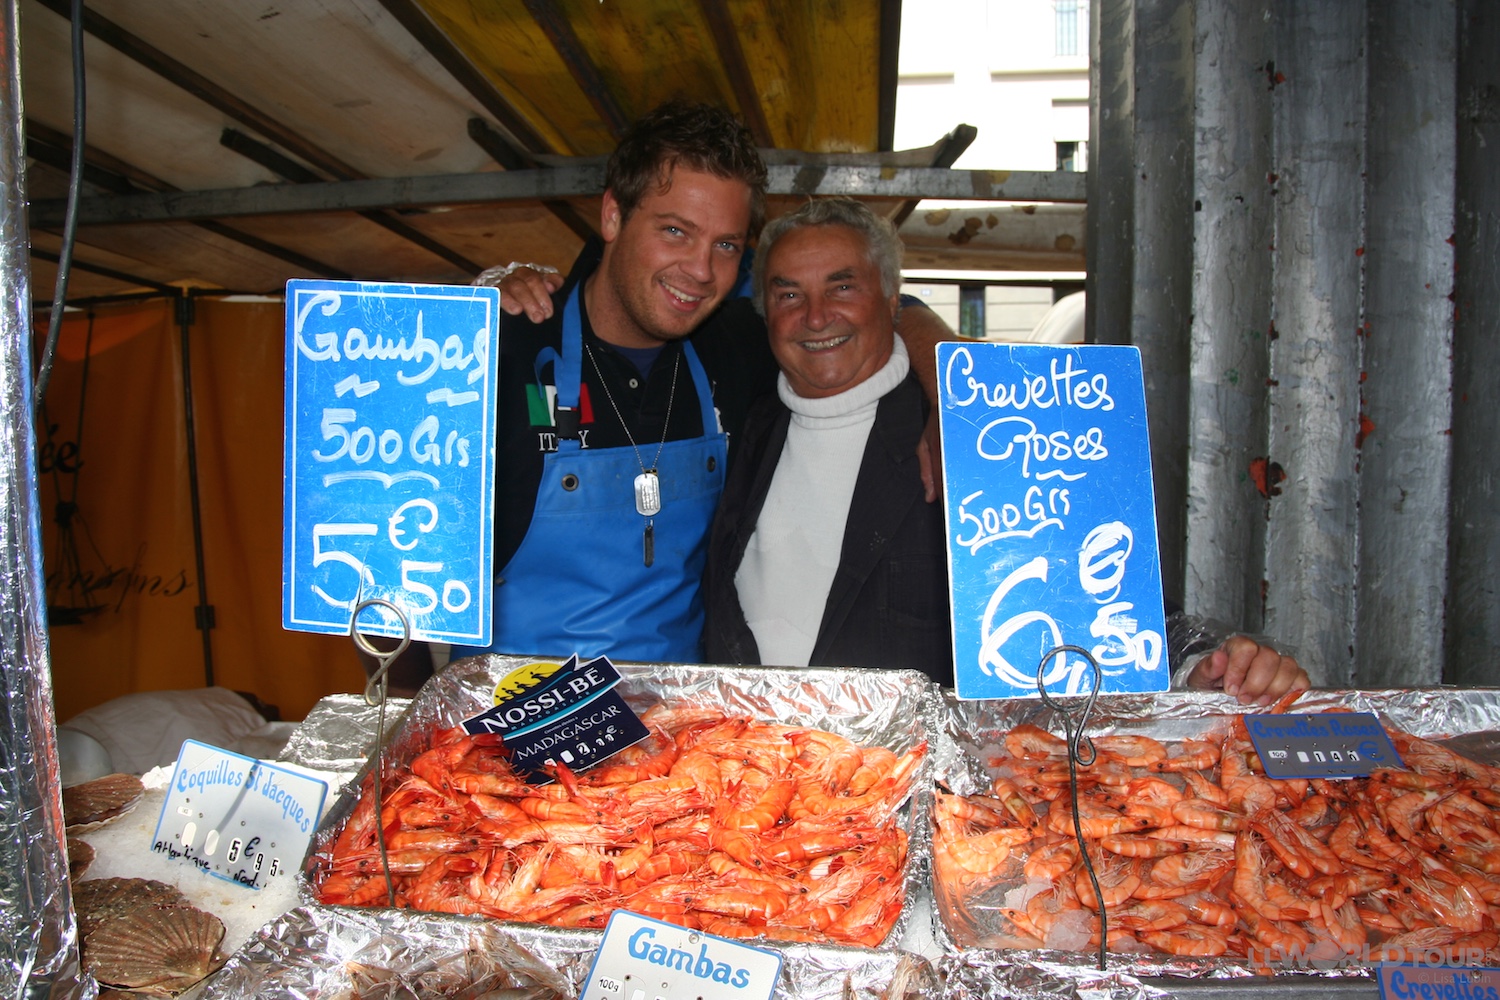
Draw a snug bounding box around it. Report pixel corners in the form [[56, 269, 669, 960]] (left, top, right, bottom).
[[283, 280, 499, 644], [937, 343, 1168, 700]]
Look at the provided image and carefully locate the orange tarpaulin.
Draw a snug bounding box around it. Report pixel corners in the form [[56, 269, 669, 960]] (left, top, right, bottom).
[[39, 298, 366, 722]]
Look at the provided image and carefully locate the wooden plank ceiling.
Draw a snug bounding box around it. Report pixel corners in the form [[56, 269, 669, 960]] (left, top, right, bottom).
[[19, 0, 1081, 305]]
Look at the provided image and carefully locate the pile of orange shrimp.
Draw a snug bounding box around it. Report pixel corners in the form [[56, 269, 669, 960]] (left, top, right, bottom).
[[934, 694, 1500, 969], [317, 703, 925, 947]]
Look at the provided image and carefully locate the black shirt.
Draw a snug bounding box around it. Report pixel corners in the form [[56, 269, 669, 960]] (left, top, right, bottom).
[[494, 239, 779, 570]]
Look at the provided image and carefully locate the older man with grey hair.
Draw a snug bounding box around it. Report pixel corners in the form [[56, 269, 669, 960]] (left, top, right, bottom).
[[701, 198, 1311, 701], [702, 198, 954, 684]]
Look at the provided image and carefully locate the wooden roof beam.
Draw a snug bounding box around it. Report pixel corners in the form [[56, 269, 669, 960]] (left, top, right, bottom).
[[218, 129, 483, 275], [29, 246, 176, 296], [878, 0, 903, 151], [28, 118, 203, 199], [890, 123, 978, 227], [466, 120, 596, 242], [33, 0, 480, 275], [696, 0, 774, 147], [32, 0, 364, 181], [26, 120, 351, 280], [376, 0, 551, 161], [371, 3, 596, 243], [523, 0, 630, 139], [30, 165, 1088, 228]]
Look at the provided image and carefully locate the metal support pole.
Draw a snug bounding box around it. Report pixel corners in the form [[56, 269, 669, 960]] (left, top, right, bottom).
[[1264, 1, 1367, 685], [177, 293, 215, 687], [1129, 0, 1195, 602], [1086, 0, 1135, 349], [1449, 0, 1500, 685], [1185, 0, 1274, 631], [0, 0, 86, 992], [1359, 0, 1455, 686]]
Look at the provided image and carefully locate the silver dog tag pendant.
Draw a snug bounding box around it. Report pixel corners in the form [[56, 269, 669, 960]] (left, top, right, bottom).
[[634, 471, 662, 516]]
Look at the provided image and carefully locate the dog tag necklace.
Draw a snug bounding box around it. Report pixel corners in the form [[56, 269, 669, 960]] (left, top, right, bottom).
[[586, 344, 679, 566]]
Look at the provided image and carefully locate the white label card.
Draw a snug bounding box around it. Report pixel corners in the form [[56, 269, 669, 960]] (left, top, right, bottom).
[[151, 740, 328, 890], [582, 911, 782, 1000]]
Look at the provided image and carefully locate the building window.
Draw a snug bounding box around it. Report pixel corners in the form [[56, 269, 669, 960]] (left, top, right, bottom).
[[1056, 0, 1080, 56], [959, 285, 987, 339], [1056, 140, 1087, 172], [1055, 0, 1089, 57]]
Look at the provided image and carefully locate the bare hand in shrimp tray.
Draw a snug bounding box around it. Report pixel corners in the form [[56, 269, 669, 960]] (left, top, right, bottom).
[[1187, 635, 1311, 706]]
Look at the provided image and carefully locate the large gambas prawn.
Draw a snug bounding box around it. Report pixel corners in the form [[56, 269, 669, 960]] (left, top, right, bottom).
[[933, 693, 1500, 969], [317, 704, 925, 947]]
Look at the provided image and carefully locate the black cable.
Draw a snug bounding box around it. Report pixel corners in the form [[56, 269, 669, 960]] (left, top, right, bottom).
[[33, 0, 86, 411], [42, 311, 96, 619]]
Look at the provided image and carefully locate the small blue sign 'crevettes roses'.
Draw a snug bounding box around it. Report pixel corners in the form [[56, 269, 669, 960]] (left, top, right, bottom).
[[937, 343, 1168, 700]]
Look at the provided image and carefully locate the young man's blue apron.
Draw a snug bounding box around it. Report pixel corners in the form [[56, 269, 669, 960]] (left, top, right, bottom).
[[453, 286, 727, 663]]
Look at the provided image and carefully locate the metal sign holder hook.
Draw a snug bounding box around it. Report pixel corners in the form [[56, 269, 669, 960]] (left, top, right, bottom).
[[352, 598, 413, 708], [1036, 643, 1106, 971], [348, 597, 412, 906]]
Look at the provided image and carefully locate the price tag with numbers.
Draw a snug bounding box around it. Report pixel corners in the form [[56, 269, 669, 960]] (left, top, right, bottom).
[[152, 740, 328, 890], [283, 280, 499, 644], [1245, 712, 1402, 779], [936, 343, 1168, 700]]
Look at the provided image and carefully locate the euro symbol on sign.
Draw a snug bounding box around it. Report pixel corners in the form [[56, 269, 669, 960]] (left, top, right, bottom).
[[1357, 740, 1382, 762], [388, 498, 440, 551]]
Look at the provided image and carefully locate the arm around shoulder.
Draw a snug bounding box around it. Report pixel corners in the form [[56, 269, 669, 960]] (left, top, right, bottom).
[[894, 301, 954, 404], [894, 303, 958, 503]]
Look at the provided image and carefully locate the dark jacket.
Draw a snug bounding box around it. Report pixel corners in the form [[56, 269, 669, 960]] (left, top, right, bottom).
[[703, 372, 954, 686]]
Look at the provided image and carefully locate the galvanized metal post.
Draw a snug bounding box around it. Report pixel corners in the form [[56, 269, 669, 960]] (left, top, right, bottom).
[[1185, 0, 1274, 632], [1264, 2, 1368, 686], [1130, 0, 1195, 602], [1448, 0, 1500, 686], [0, 0, 86, 995], [1359, 0, 1456, 687], [1087, 0, 1135, 349]]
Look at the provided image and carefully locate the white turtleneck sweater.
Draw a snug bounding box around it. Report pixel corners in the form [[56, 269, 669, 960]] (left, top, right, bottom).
[[734, 338, 910, 666]]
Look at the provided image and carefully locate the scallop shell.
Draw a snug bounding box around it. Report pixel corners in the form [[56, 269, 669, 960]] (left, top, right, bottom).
[[73, 878, 192, 938], [66, 837, 94, 881], [83, 904, 225, 996], [63, 773, 144, 830]]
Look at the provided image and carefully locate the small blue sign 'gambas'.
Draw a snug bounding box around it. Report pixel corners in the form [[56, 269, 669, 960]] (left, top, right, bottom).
[[283, 280, 499, 644], [937, 343, 1168, 700]]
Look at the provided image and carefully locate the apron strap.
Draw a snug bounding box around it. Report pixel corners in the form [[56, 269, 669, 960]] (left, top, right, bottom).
[[553, 285, 586, 446], [680, 341, 718, 435], [558, 282, 721, 441]]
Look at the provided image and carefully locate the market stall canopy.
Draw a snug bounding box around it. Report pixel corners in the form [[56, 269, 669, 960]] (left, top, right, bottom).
[[19, 0, 1085, 304]]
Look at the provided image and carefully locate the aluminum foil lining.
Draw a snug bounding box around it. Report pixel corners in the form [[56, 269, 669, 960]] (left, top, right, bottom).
[[238, 677, 1500, 1000], [928, 685, 1500, 997], [938, 956, 1176, 1000], [933, 686, 1500, 797], [0, 0, 85, 994], [278, 693, 413, 775], [203, 904, 941, 1000], [249, 655, 948, 1000]]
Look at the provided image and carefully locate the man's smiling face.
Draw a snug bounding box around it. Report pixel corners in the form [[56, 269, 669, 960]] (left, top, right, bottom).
[[591, 166, 752, 348], [763, 223, 899, 399]]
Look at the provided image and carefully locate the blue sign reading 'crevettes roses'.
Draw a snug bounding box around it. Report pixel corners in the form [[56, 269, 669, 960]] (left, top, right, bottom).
[[937, 343, 1168, 700]]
